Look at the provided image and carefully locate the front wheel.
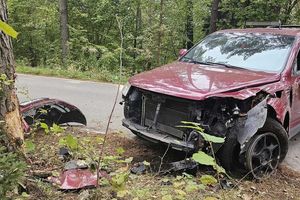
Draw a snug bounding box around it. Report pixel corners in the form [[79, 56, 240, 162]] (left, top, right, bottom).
[[245, 118, 288, 179]]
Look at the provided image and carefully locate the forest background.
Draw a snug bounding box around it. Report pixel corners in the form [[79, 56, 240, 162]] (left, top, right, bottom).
[[8, 0, 300, 82]]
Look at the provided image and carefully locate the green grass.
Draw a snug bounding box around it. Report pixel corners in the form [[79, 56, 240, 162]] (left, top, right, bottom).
[[16, 65, 129, 84]]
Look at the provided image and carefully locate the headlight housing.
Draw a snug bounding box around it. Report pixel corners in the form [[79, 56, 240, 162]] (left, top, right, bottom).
[[122, 82, 131, 97]]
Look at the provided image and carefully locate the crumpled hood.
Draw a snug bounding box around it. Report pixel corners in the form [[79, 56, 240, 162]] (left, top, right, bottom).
[[129, 61, 281, 100]]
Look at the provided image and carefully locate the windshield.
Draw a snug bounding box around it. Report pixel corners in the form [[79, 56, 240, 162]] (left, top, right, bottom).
[[181, 32, 295, 72]]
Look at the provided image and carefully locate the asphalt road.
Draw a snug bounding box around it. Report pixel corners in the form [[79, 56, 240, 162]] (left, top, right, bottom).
[[16, 74, 126, 134], [15, 74, 300, 172]]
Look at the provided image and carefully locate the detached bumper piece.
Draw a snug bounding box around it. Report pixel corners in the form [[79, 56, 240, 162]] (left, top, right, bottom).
[[123, 119, 194, 151], [20, 98, 87, 132]]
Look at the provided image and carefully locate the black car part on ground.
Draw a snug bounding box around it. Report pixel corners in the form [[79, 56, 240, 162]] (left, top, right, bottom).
[[21, 98, 87, 128]]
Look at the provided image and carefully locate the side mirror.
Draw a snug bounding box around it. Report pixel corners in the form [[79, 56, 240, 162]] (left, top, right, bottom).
[[178, 49, 187, 58]]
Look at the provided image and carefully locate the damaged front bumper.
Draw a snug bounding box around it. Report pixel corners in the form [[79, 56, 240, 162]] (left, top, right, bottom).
[[122, 119, 195, 151], [122, 87, 269, 153]]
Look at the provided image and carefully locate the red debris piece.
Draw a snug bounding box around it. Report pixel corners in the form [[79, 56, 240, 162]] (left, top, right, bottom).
[[59, 169, 97, 190]]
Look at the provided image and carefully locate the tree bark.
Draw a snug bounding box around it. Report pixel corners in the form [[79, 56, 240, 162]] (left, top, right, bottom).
[[134, 0, 142, 58], [59, 0, 69, 66], [157, 0, 164, 65], [209, 0, 221, 33], [0, 0, 24, 146], [186, 0, 193, 49]]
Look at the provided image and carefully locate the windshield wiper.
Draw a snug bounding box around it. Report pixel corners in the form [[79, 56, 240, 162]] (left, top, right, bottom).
[[183, 58, 248, 70], [182, 57, 213, 65], [205, 62, 248, 70]]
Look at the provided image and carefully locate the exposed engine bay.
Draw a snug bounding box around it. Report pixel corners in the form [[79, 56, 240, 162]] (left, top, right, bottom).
[[122, 86, 268, 152]]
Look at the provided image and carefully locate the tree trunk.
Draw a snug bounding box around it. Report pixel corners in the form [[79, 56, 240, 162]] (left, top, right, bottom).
[[0, 0, 24, 146], [209, 0, 221, 33], [157, 0, 164, 65], [186, 0, 193, 49], [282, 0, 299, 24], [134, 0, 142, 58], [59, 0, 69, 66]]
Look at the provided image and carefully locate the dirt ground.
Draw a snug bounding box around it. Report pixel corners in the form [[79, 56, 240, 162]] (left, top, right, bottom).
[[21, 127, 300, 200]]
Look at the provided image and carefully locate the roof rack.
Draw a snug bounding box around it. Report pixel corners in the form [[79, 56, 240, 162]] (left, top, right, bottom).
[[245, 21, 281, 28], [273, 25, 300, 28], [245, 21, 300, 29]]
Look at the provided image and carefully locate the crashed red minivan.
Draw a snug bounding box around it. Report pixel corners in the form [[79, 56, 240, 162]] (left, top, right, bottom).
[[122, 27, 300, 178]]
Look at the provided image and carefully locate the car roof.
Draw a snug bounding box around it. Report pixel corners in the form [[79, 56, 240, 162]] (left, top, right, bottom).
[[217, 28, 300, 37]]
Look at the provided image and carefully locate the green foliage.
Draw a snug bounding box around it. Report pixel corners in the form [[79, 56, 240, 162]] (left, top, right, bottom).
[[39, 122, 49, 134], [178, 121, 225, 143], [192, 151, 216, 166], [59, 134, 79, 150], [200, 175, 218, 186], [24, 140, 35, 154], [50, 123, 64, 134], [7, 0, 300, 79], [179, 121, 226, 175], [0, 147, 26, 198]]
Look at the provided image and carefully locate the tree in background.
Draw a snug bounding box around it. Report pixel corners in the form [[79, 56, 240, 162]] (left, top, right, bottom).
[[186, 0, 194, 49], [6, 0, 300, 77], [0, 0, 23, 147], [209, 0, 220, 33], [59, 0, 69, 66]]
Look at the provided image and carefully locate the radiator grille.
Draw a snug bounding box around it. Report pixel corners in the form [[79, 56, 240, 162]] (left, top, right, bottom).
[[143, 96, 190, 139]]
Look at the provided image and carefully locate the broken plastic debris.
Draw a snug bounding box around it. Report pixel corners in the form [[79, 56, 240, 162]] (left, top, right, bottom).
[[130, 162, 147, 174], [48, 169, 109, 190], [59, 147, 72, 161], [64, 160, 88, 170], [49, 169, 97, 190]]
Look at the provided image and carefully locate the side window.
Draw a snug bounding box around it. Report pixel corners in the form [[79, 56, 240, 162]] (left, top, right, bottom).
[[294, 50, 300, 74]]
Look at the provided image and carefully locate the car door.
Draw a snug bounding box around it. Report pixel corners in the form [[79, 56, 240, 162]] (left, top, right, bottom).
[[290, 47, 300, 137]]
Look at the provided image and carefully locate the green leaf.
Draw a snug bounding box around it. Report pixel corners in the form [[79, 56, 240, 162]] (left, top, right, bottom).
[[0, 20, 18, 38], [204, 197, 218, 200], [59, 134, 78, 150], [116, 147, 125, 155], [142, 160, 150, 166], [200, 132, 225, 143], [24, 140, 35, 153], [50, 123, 64, 134], [213, 164, 227, 175], [178, 122, 225, 143], [40, 122, 49, 134], [200, 175, 218, 186], [65, 134, 78, 150], [162, 195, 173, 200], [173, 181, 185, 188], [185, 181, 204, 192], [174, 189, 186, 196], [21, 192, 30, 197], [192, 151, 216, 166], [117, 190, 129, 198]]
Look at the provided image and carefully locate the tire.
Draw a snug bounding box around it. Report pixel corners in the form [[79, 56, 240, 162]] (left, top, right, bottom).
[[254, 118, 288, 162], [217, 117, 288, 177], [217, 130, 245, 176], [244, 118, 288, 178]]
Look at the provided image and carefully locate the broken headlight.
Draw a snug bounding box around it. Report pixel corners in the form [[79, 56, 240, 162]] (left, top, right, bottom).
[[122, 82, 131, 97]]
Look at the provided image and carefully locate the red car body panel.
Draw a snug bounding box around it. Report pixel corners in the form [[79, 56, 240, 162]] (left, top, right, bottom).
[[129, 62, 281, 101]]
